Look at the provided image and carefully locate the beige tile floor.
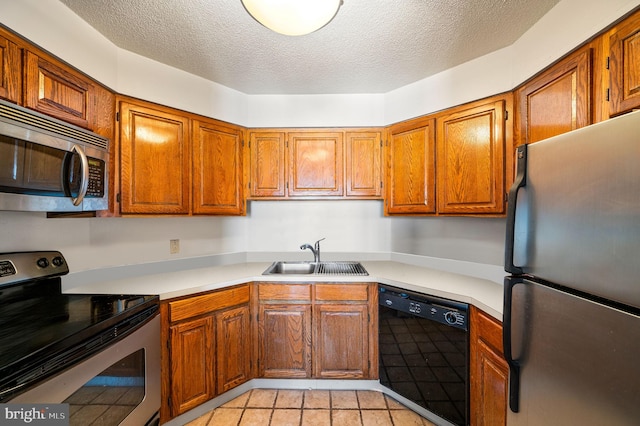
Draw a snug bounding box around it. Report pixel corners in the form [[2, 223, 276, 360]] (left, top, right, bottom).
[[185, 389, 437, 426]]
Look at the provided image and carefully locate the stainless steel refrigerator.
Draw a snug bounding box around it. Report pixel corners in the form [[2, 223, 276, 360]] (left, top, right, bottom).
[[503, 110, 640, 425]]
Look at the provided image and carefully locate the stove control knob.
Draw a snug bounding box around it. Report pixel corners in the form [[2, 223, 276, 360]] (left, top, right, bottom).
[[37, 257, 49, 268], [52, 256, 65, 267], [444, 311, 458, 325]]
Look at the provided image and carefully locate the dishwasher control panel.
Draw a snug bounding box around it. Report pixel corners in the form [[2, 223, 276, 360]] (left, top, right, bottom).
[[379, 285, 468, 330]]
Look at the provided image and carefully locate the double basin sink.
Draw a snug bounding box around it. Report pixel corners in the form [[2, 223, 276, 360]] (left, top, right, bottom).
[[263, 261, 368, 276]]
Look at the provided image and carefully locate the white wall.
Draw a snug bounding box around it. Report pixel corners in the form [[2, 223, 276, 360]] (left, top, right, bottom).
[[245, 201, 390, 254], [0, 211, 246, 271], [391, 217, 506, 266], [0, 201, 388, 272]]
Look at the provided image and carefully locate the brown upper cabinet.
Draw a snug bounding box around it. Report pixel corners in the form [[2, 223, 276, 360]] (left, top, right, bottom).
[[516, 47, 592, 145], [192, 118, 244, 215], [608, 9, 640, 116], [385, 118, 436, 215], [248, 129, 382, 199], [119, 100, 191, 215], [345, 131, 382, 197], [249, 131, 287, 197], [436, 96, 508, 215], [288, 131, 344, 197], [118, 98, 245, 216], [0, 33, 20, 103], [24, 51, 95, 129]]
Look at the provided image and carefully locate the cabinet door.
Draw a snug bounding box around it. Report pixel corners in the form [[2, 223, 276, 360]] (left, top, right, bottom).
[[23, 51, 94, 129], [470, 307, 508, 426], [345, 131, 382, 197], [437, 100, 506, 214], [249, 131, 286, 197], [386, 119, 436, 214], [216, 305, 251, 394], [258, 304, 312, 378], [609, 10, 640, 116], [517, 48, 591, 145], [192, 119, 244, 215], [0, 33, 20, 103], [288, 132, 343, 196], [119, 101, 190, 214], [313, 304, 369, 379], [169, 317, 214, 416]]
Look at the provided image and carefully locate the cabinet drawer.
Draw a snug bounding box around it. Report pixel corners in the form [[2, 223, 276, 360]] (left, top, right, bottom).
[[314, 283, 369, 302], [258, 283, 311, 301], [169, 285, 249, 323]]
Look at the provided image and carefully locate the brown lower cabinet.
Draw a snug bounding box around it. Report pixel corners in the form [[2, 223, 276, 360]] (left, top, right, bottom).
[[161, 284, 252, 422], [258, 303, 313, 378], [255, 282, 378, 380], [469, 305, 509, 426], [161, 282, 505, 425]]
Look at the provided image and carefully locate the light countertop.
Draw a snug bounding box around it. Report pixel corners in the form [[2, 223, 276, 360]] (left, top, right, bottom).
[[62, 257, 504, 320]]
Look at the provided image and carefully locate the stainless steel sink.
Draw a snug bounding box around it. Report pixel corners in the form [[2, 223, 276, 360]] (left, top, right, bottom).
[[262, 261, 368, 276], [263, 261, 317, 275]]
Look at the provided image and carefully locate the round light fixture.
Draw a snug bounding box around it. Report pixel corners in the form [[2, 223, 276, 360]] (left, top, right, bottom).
[[241, 0, 342, 36]]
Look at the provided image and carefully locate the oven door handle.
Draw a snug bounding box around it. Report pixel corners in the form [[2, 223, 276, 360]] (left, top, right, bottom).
[[70, 144, 89, 206]]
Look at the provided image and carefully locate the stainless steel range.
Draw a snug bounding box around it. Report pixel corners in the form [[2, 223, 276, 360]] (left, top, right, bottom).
[[0, 251, 160, 425]]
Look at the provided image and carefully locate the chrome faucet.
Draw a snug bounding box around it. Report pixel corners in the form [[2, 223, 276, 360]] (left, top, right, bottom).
[[300, 238, 325, 263]]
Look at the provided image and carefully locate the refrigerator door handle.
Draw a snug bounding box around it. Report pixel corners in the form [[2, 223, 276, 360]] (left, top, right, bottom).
[[505, 144, 527, 275], [503, 275, 522, 413]]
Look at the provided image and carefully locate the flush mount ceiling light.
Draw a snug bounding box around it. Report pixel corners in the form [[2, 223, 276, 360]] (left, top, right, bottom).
[[241, 0, 342, 36]]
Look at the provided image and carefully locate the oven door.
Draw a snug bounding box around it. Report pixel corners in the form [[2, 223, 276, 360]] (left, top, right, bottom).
[[10, 315, 160, 426]]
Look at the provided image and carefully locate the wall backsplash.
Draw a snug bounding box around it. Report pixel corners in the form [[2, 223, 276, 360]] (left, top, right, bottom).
[[390, 216, 506, 266], [0, 203, 505, 273]]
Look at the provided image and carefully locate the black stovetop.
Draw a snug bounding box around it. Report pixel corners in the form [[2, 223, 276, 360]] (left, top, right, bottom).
[[0, 252, 159, 401]]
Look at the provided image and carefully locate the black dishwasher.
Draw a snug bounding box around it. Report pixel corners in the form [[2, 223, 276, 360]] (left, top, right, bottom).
[[379, 284, 468, 426]]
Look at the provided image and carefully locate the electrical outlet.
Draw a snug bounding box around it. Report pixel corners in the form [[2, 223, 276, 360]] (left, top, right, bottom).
[[170, 239, 180, 254]]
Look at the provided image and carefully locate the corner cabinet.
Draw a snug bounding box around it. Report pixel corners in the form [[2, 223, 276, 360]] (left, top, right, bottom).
[[119, 100, 191, 214], [161, 285, 252, 423], [608, 9, 640, 116], [385, 118, 436, 214], [436, 97, 508, 215], [192, 118, 244, 215], [470, 306, 509, 426]]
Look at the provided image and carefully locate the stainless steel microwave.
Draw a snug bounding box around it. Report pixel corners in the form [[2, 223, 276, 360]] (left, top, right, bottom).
[[0, 99, 109, 212]]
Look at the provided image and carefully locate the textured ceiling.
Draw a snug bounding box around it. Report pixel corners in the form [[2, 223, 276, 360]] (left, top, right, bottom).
[[59, 0, 560, 95]]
